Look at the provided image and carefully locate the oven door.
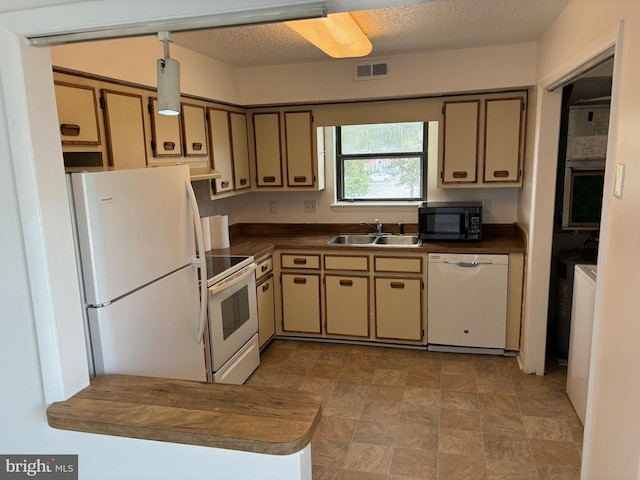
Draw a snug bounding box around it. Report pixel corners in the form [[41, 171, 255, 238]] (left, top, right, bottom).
[[207, 263, 258, 372]]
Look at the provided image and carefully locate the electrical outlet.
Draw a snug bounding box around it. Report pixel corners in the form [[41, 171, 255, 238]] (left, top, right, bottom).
[[304, 200, 317, 213], [482, 199, 492, 214], [269, 200, 278, 214]]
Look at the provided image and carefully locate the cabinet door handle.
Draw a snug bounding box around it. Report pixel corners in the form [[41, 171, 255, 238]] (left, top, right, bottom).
[[60, 124, 80, 136], [262, 176, 276, 183], [293, 258, 307, 265], [293, 175, 307, 183], [390, 282, 405, 289], [293, 277, 307, 284], [261, 264, 269, 272], [220, 180, 230, 188], [192, 142, 203, 151], [262, 283, 270, 292], [493, 170, 510, 178], [339, 279, 353, 286], [452, 171, 468, 179], [163, 141, 176, 151], [239, 178, 248, 186]]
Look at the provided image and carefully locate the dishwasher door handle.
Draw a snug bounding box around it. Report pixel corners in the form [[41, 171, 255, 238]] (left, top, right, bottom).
[[452, 261, 491, 267]]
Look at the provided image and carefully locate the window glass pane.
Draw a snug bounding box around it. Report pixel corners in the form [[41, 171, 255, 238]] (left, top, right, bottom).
[[341, 122, 424, 154], [343, 156, 422, 200]]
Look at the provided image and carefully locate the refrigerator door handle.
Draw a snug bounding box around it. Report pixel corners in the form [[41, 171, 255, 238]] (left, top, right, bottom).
[[186, 180, 207, 343]]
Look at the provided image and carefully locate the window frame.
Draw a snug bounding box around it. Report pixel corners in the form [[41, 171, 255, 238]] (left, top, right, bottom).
[[335, 122, 429, 202]]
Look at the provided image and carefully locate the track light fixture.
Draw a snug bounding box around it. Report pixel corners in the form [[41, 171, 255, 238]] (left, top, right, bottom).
[[157, 31, 180, 116]]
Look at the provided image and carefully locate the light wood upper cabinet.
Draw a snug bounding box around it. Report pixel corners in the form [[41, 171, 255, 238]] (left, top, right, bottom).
[[54, 81, 101, 146], [252, 110, 323, 191], [285, 111, 314, 187], [253, 112, 283, 187], [483, 97, 524, 183], [441, 100, 479, 184], [207, 107, 234, 194], [229, 112, 251, 191], [149, 97, 183, 157], [439, 91, 527, 188], [181, 103, 208, 157], [101, 89, 147, 169]]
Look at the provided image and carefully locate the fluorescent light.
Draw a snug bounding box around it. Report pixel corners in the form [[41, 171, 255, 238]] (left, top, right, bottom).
[[157, 32, 180, 116], [286, 12, 372, 59]]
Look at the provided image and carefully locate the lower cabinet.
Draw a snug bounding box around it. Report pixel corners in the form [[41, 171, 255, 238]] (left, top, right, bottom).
[[375, 277, 423, 341], [324, 274, 369, 338], [256, 274, 275, 349], [273, 248, 522, 350], [281, 272, 322, 334], [276, 250, 425, 345]]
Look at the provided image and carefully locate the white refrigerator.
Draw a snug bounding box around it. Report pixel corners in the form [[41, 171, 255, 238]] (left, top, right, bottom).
[[68, 165, 208, 381]]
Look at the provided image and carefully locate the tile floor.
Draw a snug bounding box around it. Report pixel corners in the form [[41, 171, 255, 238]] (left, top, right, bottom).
[[246, 339, 583, 480]]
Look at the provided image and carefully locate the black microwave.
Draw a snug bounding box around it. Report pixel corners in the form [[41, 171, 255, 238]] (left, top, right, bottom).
[[418, 201, 483, 241]]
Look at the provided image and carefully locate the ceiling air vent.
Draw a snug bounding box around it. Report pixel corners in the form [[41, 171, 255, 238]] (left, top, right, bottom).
[[353, 60, 390, 81]]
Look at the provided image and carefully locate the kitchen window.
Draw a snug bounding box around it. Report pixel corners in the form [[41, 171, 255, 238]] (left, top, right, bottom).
[[336, 122, 428, 202]]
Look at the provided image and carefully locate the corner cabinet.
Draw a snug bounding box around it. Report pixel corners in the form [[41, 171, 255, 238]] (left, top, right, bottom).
[[251, 110, 324, 191], [439, 91, 527, 188]]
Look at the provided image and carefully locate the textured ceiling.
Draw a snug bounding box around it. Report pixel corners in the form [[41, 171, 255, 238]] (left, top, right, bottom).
[[173, 0, 572, 67]]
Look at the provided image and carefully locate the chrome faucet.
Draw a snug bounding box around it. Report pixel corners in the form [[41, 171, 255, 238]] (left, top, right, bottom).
[[361, 219, 383, 234]]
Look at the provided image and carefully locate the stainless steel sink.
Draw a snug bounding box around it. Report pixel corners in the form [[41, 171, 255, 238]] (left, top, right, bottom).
[[374, 235, 420, 246], [327, 233, 421, 247], [327, 234, 377, 245]]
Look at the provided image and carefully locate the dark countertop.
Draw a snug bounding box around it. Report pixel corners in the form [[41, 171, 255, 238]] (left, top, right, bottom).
[[47, 375, 322, 455], [206, 223, 527, 260]]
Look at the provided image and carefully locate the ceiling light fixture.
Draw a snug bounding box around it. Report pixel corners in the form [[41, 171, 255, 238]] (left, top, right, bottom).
[[285, 12, 372, 59], [157, 31, 180, 116]]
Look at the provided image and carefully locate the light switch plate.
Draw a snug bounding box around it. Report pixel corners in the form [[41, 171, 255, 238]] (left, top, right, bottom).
[[304, 200, 317, 213], [614, 163, 625, 199]]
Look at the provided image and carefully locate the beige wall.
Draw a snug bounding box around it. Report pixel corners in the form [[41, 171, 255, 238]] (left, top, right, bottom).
[[52, 36, 243, 105], [533, 0, 640, 478], [52, 40, 533, 227]]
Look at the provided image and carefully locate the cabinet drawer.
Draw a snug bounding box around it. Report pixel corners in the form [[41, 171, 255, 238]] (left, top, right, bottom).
[[256, 256, 273, 280], [281, 253, 321, 269], [324, 254, 369, 272], [374, 256, 423, 274]]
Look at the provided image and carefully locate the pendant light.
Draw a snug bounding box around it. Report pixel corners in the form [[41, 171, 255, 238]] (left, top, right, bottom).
[[157, 31, 180, 116]]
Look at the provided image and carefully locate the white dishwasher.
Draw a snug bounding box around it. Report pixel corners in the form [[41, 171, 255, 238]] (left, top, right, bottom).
[[427, 253, 509, 352]]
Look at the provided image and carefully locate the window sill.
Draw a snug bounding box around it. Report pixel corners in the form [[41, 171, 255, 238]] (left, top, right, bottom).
[[331, 201, 423, 209]]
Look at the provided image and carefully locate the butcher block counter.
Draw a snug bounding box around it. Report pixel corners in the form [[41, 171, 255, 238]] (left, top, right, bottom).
[[208, 222, 526, 259], [46, 375, 322, 456]]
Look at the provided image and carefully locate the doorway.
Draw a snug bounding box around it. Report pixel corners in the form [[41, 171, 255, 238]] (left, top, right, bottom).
[[546, 58, 613, 364]]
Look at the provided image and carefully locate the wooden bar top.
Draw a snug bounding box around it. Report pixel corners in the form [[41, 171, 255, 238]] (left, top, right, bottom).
[[46, 375, 322, 456]]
